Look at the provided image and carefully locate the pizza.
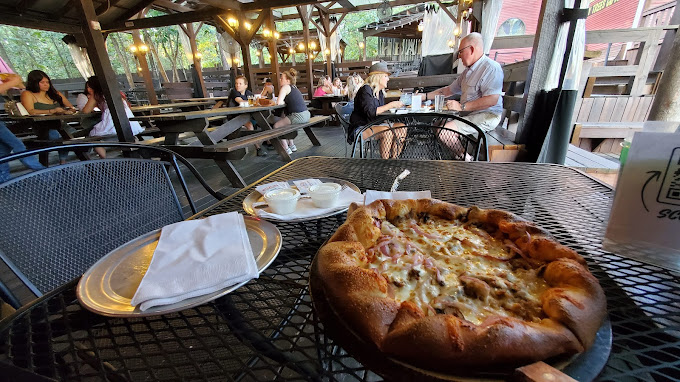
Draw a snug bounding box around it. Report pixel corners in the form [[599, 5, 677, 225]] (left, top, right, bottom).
[[314, 199, 606, 372]]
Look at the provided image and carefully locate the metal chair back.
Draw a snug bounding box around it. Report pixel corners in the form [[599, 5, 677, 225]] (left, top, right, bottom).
[[334, 101, 352, 156], [0, 143, 225, 308], [353, 124, 483, 161]]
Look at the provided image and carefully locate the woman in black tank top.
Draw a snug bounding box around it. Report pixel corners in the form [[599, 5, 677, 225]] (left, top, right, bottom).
[[273, 68, 310, 155]]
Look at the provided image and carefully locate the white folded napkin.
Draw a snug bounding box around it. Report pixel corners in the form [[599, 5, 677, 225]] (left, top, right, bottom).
[[130, 212, 258, 311], [256, 188, 364, 220], [255, 181, 290, 195], [364, 190, 432, 205]]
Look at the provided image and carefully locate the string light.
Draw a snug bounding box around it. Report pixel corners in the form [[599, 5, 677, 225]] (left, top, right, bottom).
[[359, 41, 364, 49], [289, 47, 295, 54], [227, 17, 238, 27], [310, 41, 316, 49], [325, 48, 330, 56], [447, 40, 455, 48], [417, 22, 424, 32], [298, 42, 305, 51], [244, 22, 252, 30], [454, 26, 461, 36], [255, 51, 261, 56], [273, 31, 280, 39], [263, 28, 271, 37]]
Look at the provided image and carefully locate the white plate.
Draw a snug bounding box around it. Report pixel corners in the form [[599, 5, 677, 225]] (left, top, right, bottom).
[[76, 216, 281, 317], [243, 178, 361, 223]]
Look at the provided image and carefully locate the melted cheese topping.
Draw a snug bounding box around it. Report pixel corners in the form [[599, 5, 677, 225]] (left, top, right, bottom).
[[364, 217, 549, 325]]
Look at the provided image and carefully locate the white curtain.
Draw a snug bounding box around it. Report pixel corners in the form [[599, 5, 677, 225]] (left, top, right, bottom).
[[66, 43, 94, 79], [318, 22, 341, 61], [422, 6, 457, 57], [481, 0, 503, 55], [178, 25, 195, 64], [544, 0, 587, 90], [217, 31, 240, 69]]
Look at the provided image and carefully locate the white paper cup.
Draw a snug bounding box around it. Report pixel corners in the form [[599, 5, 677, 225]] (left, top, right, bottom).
[[264, 188, 300, 215], [309, 183, 342, 208]]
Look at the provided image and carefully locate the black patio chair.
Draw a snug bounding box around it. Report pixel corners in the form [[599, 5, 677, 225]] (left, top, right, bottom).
[[0, 142, 226, 309], [352, 122, 485, 161], [334, 101, 353, 156]]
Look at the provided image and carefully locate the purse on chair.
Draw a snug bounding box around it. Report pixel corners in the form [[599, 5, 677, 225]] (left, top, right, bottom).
[[2, 96, 28, 116]]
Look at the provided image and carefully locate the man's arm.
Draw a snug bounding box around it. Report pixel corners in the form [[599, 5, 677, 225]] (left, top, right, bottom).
[[445, 94, 500, 112]]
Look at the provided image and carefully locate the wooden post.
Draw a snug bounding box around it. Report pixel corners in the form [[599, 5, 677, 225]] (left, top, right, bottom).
[[516, 0, 564, 145], [648, 29, 680, 121], [76, 0, 134, 142], [184, 23, 208, 98], [298, 5, 315, 99], [132, 31, 159, 105], [653, 6, 679, 72], [258, 47, 264, 68], [266, 9, 280, 92]]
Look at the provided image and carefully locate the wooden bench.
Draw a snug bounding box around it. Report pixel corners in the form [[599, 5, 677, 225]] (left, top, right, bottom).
[[565, 144, 620, 173], [484, 95, 527, 162], [204, 116, 329, 162]]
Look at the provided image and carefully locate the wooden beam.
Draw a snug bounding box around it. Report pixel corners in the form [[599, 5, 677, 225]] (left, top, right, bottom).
[[199, 0, 243, 12], [131, 31, 159, 105], [267, 9, 280, 92], [244, 11, 268, 42], [279, 0, 424, 20], [95, 0, 124, 16], [14, 0, 40, 13], [336, 0, 356, 10], [298, 5, 315, 100], [329, 13, 347, 36], [76, 0, 135, 143], [433, 0, 457, 23], [114, 0, 157, 23], [153, 0, 194, 13], [0, 12, 80, 34], [184, 23, 208, 98], [102, 6, 222, 32]]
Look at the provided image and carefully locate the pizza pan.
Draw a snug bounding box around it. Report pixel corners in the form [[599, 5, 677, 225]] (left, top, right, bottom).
[[242, 177, 361, 223], [77, 216, 281, 317], [309, 255, 612, 382]]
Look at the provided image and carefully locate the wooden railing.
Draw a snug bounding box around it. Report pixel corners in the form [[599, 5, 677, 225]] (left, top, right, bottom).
[[641, 1, 676, 28]]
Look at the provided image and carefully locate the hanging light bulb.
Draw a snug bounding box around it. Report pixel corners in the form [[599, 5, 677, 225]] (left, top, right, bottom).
[[310, 41, 316, 49], [195, 52, 203, 59], [418, 22, 424, 32], [139, 44, 149, 53], [273, 31, 280, 39], [325, 48, 330, 56], [129, 45, 138, 53], [244, 22, 252, 30], [359, 41, 364, 49], [298, 42, 305, 51], [453, 26, 461, 36], [227, 17, 238, 27], [263, 28, 271, 37], [289, 47, 295, 54], [447, 40, 455, 48], [255, 50, 261, 56]]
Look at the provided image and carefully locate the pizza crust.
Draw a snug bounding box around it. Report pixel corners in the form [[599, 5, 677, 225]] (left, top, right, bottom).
[[316, 199, 607, 371]]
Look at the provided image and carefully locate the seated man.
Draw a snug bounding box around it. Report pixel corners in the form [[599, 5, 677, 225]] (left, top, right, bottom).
[[227, 76, 266, 156], [425, 32, 503, 137]]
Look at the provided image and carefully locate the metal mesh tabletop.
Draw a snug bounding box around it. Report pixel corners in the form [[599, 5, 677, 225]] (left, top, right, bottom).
[[1, 158, 679, 381]]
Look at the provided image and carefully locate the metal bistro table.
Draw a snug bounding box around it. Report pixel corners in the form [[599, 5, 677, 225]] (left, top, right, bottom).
[[1, 158, 679, 381]]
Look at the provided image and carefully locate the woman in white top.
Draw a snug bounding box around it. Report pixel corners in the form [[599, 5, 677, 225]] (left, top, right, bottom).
[[80, 76, 144, 158]]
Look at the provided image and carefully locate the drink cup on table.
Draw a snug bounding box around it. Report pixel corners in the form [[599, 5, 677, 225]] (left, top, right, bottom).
[[435, 95, 445, 112]]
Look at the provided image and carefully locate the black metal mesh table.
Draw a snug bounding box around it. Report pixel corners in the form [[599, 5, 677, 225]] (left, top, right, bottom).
[[1, 158, 679, 381]]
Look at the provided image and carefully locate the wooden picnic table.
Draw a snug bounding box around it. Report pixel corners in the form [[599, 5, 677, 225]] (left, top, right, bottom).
[[131, 104, 324, 187], [311, 94, 346, 116], [8, 112, 101, 165], [130, 101, 212, 114]]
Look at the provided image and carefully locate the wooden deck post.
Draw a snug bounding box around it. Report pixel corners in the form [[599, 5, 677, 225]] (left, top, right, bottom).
[[76, 0, 135, 143], [648, 28, 680, 122], [516, 0, 564, 145], [183, 22, 208, 98], [266, 9, 280, 93], [131, 31, 159, 105], [298, 5, 315, 99]]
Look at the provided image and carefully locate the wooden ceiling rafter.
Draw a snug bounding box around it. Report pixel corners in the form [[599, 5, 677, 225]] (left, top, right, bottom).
[[200, 0, 243, 12], [95, 0, 124, 16], [278, 0, 424, 20], [328, 12, 347, 36], [52, 0, 77, 21]]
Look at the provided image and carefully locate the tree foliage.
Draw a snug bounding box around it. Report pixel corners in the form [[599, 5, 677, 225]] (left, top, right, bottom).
[[0, 7, 402, 81]]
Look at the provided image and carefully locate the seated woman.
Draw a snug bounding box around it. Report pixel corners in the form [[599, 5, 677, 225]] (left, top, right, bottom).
[[333, 77, 344, 95], [0, 73, 44, 181], [80, 76, 144, 159], [227, 76, 266, 156], [313, 76, 333, 98], [260, 78, 275, 100], [20, 70, 76, 163], [349, 62, 404, 158], [274, 68, 309, 155], [339, 74, 364, 122]]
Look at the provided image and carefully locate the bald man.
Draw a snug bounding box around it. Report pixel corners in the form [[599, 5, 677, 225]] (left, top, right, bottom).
[[425, 32, 503, 136]]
